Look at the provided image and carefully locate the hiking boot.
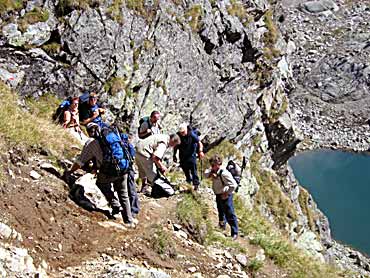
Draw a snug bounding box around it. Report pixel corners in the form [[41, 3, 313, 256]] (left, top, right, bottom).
[[218, 221, 226, 230], [111, 207, 121, 216], [123, 221, 137, 229], [193, 184, 200, 191], [232, 234, 238, 241]]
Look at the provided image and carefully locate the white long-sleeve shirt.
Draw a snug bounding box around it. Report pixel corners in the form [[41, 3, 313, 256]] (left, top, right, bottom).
[[205, 167, 238, 195]]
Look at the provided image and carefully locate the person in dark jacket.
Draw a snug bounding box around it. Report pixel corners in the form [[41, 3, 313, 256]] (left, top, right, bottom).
[[80, 92, 108, 128], [173, 123, 204, 190]]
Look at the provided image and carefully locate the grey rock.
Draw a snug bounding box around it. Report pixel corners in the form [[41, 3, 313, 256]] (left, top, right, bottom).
[[235, 254, 248, 267], [30, 170, 41, 180], [300, 1, 339, 13]]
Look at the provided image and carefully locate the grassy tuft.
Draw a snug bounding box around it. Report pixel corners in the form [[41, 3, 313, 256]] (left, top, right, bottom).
[[298, 187, 317, 231], [248, 258, 264, 274], [104, 76, 126, 96], [185, 4, 203, 32], [176, 192, 211, 244], [56, 0, 96, 16], [203, 140, 243, 170], [227, 0, 253, 25], [149, 224, 177, 258], [0, 82, 79, 157], [126, 0, 158, 23], [234, 196, 346, 278], [18, 7, 49, 33], [0, 0, 23, 14], [41, 42, 62, 55], [107, 0, 124, 23]]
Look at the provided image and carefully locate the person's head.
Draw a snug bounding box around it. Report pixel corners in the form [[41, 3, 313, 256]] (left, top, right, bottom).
[[150, 111, 160, 124], [209, 154, 223, 172], [89, 92, 98, 106], [169, 133, 181, 147], [70, 97, 79, 109], [86, 122, 100, 138], [178, 123, 188, 136]]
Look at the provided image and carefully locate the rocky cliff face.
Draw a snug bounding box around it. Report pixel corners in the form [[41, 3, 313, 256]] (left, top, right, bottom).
[[1, 0, 369, 277]]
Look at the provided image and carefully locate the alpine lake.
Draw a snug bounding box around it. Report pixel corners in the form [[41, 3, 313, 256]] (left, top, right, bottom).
[[289, 149, 370, 256]]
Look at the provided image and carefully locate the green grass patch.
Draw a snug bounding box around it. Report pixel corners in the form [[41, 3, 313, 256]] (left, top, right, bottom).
[[0, 82, 79, 157], [262, 10, 280, 60], [203, 139, 243, 170], [298, 186, 317, 231], [185, 4, 203, 32], [149, 224, 177, 258], [0, 0, 23, 14], [234, 196, 347, 278], [18, 7, 49, 33], [176, 192, 211, 244], [56, 0, 95, 16], [248, 258, 264, 274], [126, 0, 159, 23], [41, 42, 61, 55], [226, 0, 253, 25]]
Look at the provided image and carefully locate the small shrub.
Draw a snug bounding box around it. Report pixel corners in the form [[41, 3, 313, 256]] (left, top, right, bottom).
[[0, 0, 23, 14], [150, 224, 177, 258], [41, 42, 61, 55], [185, 4, 203, 32], [248, 258, 264, 273]]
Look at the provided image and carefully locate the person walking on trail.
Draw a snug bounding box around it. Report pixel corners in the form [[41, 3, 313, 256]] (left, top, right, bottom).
[[138, 110, 162, 139], [64, 124, 137, 228], [173, 123, 204, 191], [205, 154, 239, 240], [62, 96, 89, 145], [136, 133, 181, 195], [80, 92, 108, 128]]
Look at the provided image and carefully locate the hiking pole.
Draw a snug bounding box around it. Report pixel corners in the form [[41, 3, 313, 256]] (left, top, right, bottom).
[[200, 159, 203, 181], [241, 156, 246, 176]]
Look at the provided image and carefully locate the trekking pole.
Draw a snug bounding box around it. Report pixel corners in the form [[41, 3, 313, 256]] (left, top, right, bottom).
[[200, 159, 203, 181], [241, 156, 246, 176]]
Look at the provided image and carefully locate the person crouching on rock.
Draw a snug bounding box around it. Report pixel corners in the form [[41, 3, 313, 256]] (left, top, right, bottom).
[[205, 154, 239, 240], [135, 133, 181, 195]]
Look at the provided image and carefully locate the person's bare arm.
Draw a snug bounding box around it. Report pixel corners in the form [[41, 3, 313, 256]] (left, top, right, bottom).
[[198, 141, 205, 159], [152, 155, 167, 174], [63, 111, 71, 128]]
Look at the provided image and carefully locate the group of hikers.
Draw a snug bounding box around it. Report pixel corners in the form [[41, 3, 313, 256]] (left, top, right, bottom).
[[59, 92, 240, 240]]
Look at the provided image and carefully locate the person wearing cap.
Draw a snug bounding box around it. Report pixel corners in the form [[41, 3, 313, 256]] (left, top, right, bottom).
[[173, 123, 204, 191], [80, 92, 108, 128], [135, 133, 181, 195], [63, 96, 89, 145], [64, 124, 137, 228], [138, 110, 162, 140], [205, 154, 238, 240]]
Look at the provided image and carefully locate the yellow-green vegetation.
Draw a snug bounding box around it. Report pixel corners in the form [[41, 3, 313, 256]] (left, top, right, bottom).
[[262, 10, 280, 59], [226, 0, 253, 25], [26, 93, 61, 118], [56, 0, 95, 16], [234, 196, 346, 278], [269, 94, 288, 123], [250, 149, 299, 227], [298, 186, 317, 231], [248, 258, 264, 274], [185, 4, 203, 32], [0, 0, 23, 14], [0, 82, 78, 157], [176, 192, 210, 244], [107, 0, 124, 23], [104, 76, 126, 96], [149, 224, 177, 258], [0, 139, 6, 185], [41, 42, 62, 55], [18, 7, 49, 33], [203, 139, 243, 169], [126, 0, 159, 23]]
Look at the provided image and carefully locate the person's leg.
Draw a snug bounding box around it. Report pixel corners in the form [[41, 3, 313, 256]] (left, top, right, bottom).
[[189, 159, 200, 190], [223, 194, 238, 237], [180, 162, 192, 184], [135, 153, 149, 193], [127, 167, 140, 215], [96, 173, 120, 213], [215, 194, 226, 229], [113, 174, 133, 224]]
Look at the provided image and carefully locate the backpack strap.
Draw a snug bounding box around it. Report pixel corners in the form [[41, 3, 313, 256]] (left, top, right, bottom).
[[218, 169, 225, 186]]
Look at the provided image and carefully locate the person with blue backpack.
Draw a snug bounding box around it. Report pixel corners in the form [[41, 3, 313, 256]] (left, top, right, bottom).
[[173, 123, 204, 191], [80, 92, 108, 128], [64, 124, 137, 228]]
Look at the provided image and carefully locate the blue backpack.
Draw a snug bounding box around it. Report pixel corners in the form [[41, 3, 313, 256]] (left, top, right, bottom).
[[53, 97, 72, 124], [98, 126, 134, 177]]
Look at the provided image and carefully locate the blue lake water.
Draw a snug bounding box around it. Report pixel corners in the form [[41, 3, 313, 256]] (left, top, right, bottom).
[[289, 150, 370, 256]]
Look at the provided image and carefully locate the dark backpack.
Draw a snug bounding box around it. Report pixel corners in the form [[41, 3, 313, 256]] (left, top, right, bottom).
[[52, 97, 72, 124], [226, 160, 242, 185], [138, 116, 151, 139], [98, 126, 134, 177]]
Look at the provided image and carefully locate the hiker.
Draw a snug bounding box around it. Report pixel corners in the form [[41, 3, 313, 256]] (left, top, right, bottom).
[[64, 125, 137, 228], [138, 110, 161, 139], [125, 133, 140, 217], [62, 96, 89, 145], [205, 154, 239, 240], [80, 92, 108, 128], [173, 123, 204, 190], [136, 133, 181, 195]]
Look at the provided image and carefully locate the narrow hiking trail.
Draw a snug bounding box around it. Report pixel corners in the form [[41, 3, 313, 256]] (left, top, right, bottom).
[[0, 149, 286, 278]]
